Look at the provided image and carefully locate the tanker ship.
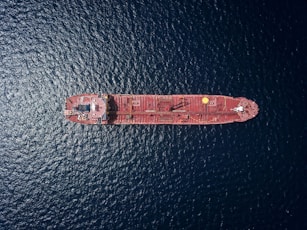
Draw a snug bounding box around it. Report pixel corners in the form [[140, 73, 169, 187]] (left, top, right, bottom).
[[64, 94, 258, 125]]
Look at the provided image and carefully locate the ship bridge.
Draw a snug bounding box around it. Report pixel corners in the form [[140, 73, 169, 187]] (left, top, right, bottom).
[[85, 95, 108, 121], [65, 94, 108, 124]]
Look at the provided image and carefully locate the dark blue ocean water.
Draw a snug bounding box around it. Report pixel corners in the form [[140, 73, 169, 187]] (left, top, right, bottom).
[[0, 0, 306, 229]]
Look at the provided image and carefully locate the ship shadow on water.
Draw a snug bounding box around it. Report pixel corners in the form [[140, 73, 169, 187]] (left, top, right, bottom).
[[107, 95, 118, 124]]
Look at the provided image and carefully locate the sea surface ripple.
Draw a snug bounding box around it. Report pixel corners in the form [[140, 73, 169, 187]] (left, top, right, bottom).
[[0, 0, 306, 229]]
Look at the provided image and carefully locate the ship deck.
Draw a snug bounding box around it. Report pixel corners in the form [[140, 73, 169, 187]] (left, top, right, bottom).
[[107, 94, 241, 124]]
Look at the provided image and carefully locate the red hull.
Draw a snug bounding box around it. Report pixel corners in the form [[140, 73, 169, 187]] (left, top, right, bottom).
[[65, 94, 258, 125]]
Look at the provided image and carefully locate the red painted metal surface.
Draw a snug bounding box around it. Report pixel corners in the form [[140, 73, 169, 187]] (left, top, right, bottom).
[[65, 94, 259, 125]]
